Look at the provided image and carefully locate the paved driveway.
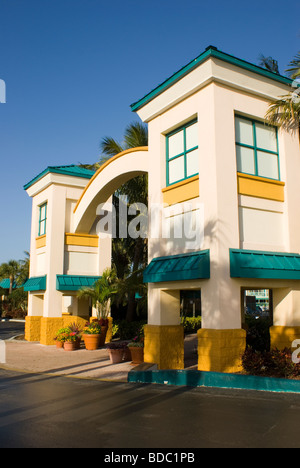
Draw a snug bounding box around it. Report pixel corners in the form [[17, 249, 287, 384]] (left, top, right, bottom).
[[0, 321, 25, 340]]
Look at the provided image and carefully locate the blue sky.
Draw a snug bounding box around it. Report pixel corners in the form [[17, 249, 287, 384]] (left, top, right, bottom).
[[0, 0, 299, 264]]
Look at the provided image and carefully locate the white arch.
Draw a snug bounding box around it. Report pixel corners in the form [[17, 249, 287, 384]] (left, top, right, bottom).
[[73, 147, 149, 233]]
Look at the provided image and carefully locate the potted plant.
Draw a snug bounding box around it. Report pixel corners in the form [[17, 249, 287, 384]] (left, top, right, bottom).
[[128, 327, 145, 364], [82, 321, 102, 350], [54, 327, 71, 349], [78, 268, 118, 345], [106, 342, 129, 364], [68, 322, 82, 349], [63, 331, 78, 352]]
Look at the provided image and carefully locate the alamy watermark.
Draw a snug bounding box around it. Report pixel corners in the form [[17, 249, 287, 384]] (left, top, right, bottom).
[[95, 198, 204, 251], [292, 339, 300, 364], [0, 79, 6, 103]]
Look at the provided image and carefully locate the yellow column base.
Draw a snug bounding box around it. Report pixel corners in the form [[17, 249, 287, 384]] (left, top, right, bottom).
[[25, 316, 42, 342], [198, 329, 246, 374], [40, 316, 90, 345], [270, 326, 300, 350], [144, 325, 184, 370]]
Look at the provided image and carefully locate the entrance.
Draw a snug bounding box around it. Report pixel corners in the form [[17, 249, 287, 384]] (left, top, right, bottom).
[[180, 289, 201, 369], [242, 288, 273, 352]]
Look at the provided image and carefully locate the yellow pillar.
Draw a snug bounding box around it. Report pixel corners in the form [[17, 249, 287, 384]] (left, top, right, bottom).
[[197, 329, 246, 373], [144, 324, 184, 370], [270, 326, 300, 350], [25, 316, 42, 342]]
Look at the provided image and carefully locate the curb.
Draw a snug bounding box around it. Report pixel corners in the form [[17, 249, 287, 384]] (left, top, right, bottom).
[[128, 369, 300, 394]]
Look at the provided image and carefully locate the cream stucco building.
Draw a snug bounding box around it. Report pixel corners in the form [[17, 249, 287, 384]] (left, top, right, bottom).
[[24, 46, 300, 373]]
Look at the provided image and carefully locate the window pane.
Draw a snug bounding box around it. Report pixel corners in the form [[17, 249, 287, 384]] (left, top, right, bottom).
[[186, 122, 198, 150], [39, 220, 46, 236], [168, 130, 184, 159], [235, 117, 254, 146], [255, 123, 277, 152], [186, 148, 199, 177], [257, 151, 279, 179], [169, 156, 185, 184], [40, 205, 46, 220], [236, 145, 255, 175]]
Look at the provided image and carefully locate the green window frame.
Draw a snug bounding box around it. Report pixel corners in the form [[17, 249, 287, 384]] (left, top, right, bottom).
[[235, 115, 280, 181], [38, 203, 47, 237], [166, 119, 199, 186]]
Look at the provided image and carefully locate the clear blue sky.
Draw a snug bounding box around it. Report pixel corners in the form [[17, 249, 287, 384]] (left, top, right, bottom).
[[0, 0, 299, 264]]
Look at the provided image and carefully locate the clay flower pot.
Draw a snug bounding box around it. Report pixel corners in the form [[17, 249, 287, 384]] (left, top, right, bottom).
[[108, 348, 124, 364], [64, 341, 76, 352], [128, 346, 144, 365], [99, 326, 108, 347], [55, 341, 64, 349], [83, 334, 101, 351]]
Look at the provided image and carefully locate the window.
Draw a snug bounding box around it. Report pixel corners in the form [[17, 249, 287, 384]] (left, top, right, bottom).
[[38, 203, 47, 237], [166, 120, 199, 186], [235, 116, 280, 180]]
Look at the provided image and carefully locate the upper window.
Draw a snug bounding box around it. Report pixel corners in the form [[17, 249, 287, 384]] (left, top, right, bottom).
[[166, 120, 199, 186], [235, 116, 280, 180], [38, 203, 47, 237]]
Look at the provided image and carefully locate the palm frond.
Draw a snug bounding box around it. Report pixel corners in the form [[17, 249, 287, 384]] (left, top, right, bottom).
[[124, 122, 148, 149], [286, 51, 300, 79], [265, 93, 300, 133]]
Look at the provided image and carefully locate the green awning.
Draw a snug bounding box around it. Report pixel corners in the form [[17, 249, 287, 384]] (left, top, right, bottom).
[[230, 249, 300, 279], [143, 250, 210, 283], [0, 278, 18, 289], [56, 275, 101, 291], [23, 276, 47, 292]]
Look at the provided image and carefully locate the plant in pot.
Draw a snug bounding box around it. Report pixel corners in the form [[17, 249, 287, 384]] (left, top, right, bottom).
[[78, 268, 118, 346], [63, 331, 79, 352], [54, 327, 71, 349], [68, 322, 82, 349], [128, 327, 145, 365], [106, 342, 130, 364], [81, 321, 102, 350]]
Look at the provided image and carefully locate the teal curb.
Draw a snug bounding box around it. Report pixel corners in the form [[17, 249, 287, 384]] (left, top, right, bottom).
[[128, 369, 300, 394]]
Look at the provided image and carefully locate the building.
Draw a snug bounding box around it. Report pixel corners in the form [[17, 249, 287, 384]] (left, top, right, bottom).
[[24, 46, 300, 373]]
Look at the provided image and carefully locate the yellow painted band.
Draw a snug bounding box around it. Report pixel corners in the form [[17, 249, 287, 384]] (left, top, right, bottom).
[[65, 233, 99, 247], [237, 172, 285, 202], [36, 235, 46, 249], [162, 175, 199, 205]]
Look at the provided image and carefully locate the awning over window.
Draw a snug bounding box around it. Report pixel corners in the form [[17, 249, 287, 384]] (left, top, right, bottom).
[[143, 250, 210, 283], [23, 276, 47, 292], [0, 278, 18, 289], [230, 249, 300, 279], [56, 275, 101, 291]]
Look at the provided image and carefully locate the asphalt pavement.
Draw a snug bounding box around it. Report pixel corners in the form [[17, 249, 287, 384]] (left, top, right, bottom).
[[0, 368, 300, 448], [0, 320, 25, 340]]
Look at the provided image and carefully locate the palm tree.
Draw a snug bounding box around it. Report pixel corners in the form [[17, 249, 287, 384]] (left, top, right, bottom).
[[265, 52, 300, 136], [0, 260, 20, 294], [259, 54, 280, 74], [77, 268, 118, 320], [99, 121, 148, 322]]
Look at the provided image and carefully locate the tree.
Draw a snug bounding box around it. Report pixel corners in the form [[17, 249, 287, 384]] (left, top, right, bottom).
[[77, 268, 118, 320], [0, 260, 20, 294], [265, 51, 300, 136], [99, 121, 148, 322], [259, 54, 280, 74]]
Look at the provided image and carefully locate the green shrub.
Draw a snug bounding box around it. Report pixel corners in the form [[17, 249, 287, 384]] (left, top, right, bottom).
[[112, 320, 146, 340], [242, 347, 300, 379], [181, 316, 202, 334]]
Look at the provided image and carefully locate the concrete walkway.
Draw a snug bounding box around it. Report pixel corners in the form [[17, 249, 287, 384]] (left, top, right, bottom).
[[0, 334, 198, 382]]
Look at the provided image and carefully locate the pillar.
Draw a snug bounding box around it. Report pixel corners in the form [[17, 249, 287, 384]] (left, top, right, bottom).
[[270, 288, 300, 349], [144, 286, 184, 370]]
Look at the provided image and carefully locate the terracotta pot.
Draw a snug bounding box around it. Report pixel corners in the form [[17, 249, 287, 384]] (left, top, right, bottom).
[[123, 347, 132, 362], [75, 338, 81, 349], [55, 341, 64, 349], [108, 349, 124, 364], [83, 334, 101, 351], [64, 341, 76, 351], [99, 326, 108, 347], [129, 346, 144, 364]]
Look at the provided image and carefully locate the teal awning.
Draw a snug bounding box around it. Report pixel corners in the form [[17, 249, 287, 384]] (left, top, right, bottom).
[[23, 276, 47, 292], [230, 249, 300, 279], [143, 250, 210, 283], [56, 275, 101, 291], [0, 278, 18, 289]]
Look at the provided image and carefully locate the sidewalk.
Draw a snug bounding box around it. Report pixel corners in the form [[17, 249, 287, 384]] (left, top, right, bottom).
[[0, 334, 198, 382], [1, 340, 134, 382]]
